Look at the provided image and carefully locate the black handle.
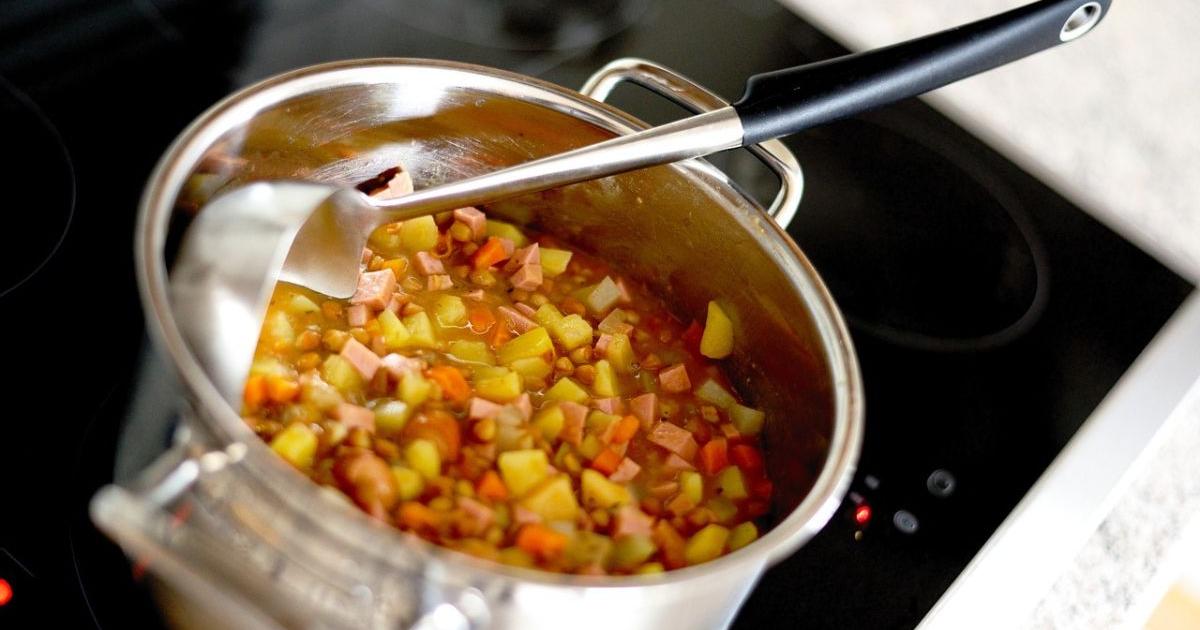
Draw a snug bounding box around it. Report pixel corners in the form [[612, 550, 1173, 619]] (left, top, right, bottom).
[[733, 0, 1110, 145]]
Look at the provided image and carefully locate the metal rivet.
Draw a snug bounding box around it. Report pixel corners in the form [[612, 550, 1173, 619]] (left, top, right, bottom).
[[893, 510, 920, 534], [927, 469, 957, 498], [1060, 2, 1102, 42]]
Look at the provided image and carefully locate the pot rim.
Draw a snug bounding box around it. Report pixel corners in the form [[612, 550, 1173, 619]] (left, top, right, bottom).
[[135, 57, 864, 588]]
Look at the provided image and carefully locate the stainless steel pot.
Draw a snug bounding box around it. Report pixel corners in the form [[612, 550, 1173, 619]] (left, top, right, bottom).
[[92, 58, 863, 630]]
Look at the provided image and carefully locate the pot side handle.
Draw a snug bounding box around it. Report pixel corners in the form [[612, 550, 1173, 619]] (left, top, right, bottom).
[[580, 58, 804, 230]]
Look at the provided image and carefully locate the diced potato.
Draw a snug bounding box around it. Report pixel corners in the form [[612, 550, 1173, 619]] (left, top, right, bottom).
[[578, 434, 603, 460], [581, 469, 632, 508], [399, 372, 433, 408], [535, 303, 564, 326], [322, 354, 363, 394], [612, 534, 658, 570], [548, 314, 593, 351], [392, 465, 425, 501], [497, 327, 553, 364], [680, 471, 703, 505], [706, 497, 737, 523], [373, 399, 411, 434], [695, 379, 736, 410], [544, 377, 589, 404], [565, 531, 613, 569], [729, 404, 765, 436], [448, 340, 495, 365], [378, 309, 411, 350], [592, 359, 618, 397], [485, 219, 530, 247], [716, 466, 749, 500], [270, 423, 317, 469], [539, 247, 573, 277], [604, 333, 635, 373], [475, 371, 522, 402], [301, 373, 342, 411], [250, 356, 292, 378], [433, 295, 467, 327], [684, 524, 730, 565], [399, 215, 439, 252], [265, 310, 295, 346], [286, 293, 321, 314], [472, 365, 511, 381], [534, 405, 565, 441], [509, 357, 552, 380], [402, 311, 438, 349], [635, 562, 665, 574], [369, 223, 403, 252], [728, 522, 758, 552], [578, 276, 621, 315], [586, 410, 619, 434], [405, 438, 442, 480], [498, 547, 536, 568], [498, 449, 550, 497], [520, 475, 578, 522], [699, 301, 733, 359]]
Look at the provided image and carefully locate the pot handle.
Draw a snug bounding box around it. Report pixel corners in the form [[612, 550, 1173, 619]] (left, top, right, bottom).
[[580, 58, 804, 230], [92, 422, 490, 629]]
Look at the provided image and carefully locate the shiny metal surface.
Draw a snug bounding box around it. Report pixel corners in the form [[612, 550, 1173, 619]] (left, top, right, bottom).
[[277, 107, 742, 298], [96, 58, 863, 629]]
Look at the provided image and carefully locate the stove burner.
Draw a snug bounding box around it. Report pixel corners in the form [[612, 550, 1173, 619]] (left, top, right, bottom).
[[358, 0, 653, 51], [0, 76, 75, 299], [786, 110, 1048, 352]]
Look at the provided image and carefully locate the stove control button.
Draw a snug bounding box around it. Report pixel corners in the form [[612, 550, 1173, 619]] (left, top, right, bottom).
[[927, 469, 957, 497], [893, 510, 920, 534]]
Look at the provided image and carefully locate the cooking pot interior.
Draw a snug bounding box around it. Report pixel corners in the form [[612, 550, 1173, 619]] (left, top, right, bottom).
[[172, 68, 836, 531]]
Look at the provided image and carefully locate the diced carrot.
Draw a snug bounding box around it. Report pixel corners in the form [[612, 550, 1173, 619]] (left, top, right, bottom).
[[472, 237, 510, 270], [609, 415, 640, 445], [730, 444, 764, 477], [591, 447, 622, 476], [265, 375, 300, 403], [515, 523, 568, 560], [653, 520, 687, 569], [476, 470, 508, 502], [697, 437, 729, 475], [681, 320, 704, 350], [468, 306, 496, 334], [403, 410, 462, 460], [397, 501, 442, 532], [488, 322, 511, 349], [750, 478, 774, 500], [427, 365, 471, 403], [243, 374, 266, 409]]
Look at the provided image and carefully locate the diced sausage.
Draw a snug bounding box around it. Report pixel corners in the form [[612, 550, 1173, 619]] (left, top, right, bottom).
[[661, 453, 695, 474], [647, 422, 698, 461], [512, 505, 543, 526], [630, 393, 659, 428], [340, 338, 381, 379], [497, 237, 515, 257], [381, 353, 423, 379], [594, 333, 613, 355], [658, 363, 691, 393], [426, 274, 453, 291], [513, 393, 532, 421], [463, 289, 485, 301], [647, 481, 679, 499], [332, 450, 395, 519], [608, 457, 641, 483], [347, 304, 369, 327], [334, 402, 376, 432], [591, 397, 624, 415], [612, 504, 654, 537], [453, 207, 486, 240], [497, 306, 538, 334], [361, 247, 374, 264], [456, 497, 494, 536], [665, 493, 696, 516], [615, 277, 634, 305], [559, 401, 587, 446], [371, 169, 414, 200], [350, 269, 396, 310], [385, 292, 410, 314], [514, 302, 537, 318], [468, 397, 503, 420], [413, 251, 445, 275], [510, 263, 543, 291], [504, 243, 540, 272]]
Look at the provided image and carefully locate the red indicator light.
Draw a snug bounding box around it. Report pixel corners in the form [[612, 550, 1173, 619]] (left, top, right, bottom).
[[854, 504, 872, 525], [0, 577, 13, 607]]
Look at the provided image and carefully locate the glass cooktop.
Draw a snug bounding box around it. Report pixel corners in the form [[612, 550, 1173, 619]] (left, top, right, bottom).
[[0, 0, 1191, 628]]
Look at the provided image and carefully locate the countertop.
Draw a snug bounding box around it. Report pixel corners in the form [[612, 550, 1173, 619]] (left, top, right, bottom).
[[776, 0, 1200, 628]]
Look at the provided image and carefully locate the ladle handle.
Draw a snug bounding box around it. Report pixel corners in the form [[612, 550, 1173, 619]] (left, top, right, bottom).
[[734, 0, 1111, 144]]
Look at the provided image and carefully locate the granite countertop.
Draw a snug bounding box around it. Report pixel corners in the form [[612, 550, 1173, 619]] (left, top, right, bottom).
[[776, 0, 1200, 627]]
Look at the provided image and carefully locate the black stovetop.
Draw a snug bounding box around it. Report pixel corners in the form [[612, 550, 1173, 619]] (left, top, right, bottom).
[[0, 1, 1192, 628]]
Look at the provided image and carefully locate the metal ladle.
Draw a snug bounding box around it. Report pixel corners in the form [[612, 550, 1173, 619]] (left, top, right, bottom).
[[172, 0, 1107, 401]]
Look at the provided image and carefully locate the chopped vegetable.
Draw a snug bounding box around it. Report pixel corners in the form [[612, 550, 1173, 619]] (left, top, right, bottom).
[[433, 295, 467, 327], [729, 403, 765, 436], [519, 475, 578, 521], [581, 469, 631, 508], [399, 216, 439, 251], [270, 423, 317, 469], [544, 377, 589, 404], [539, 247, 573, 277], [404, 438, 442, 480], [497, 327, 553, 364], [699, 301, 734, 359], [684, 524, 730, 565], [727, 522, 758, 552], [485, 219, 529, 247], [498, 449, 550, 497]]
